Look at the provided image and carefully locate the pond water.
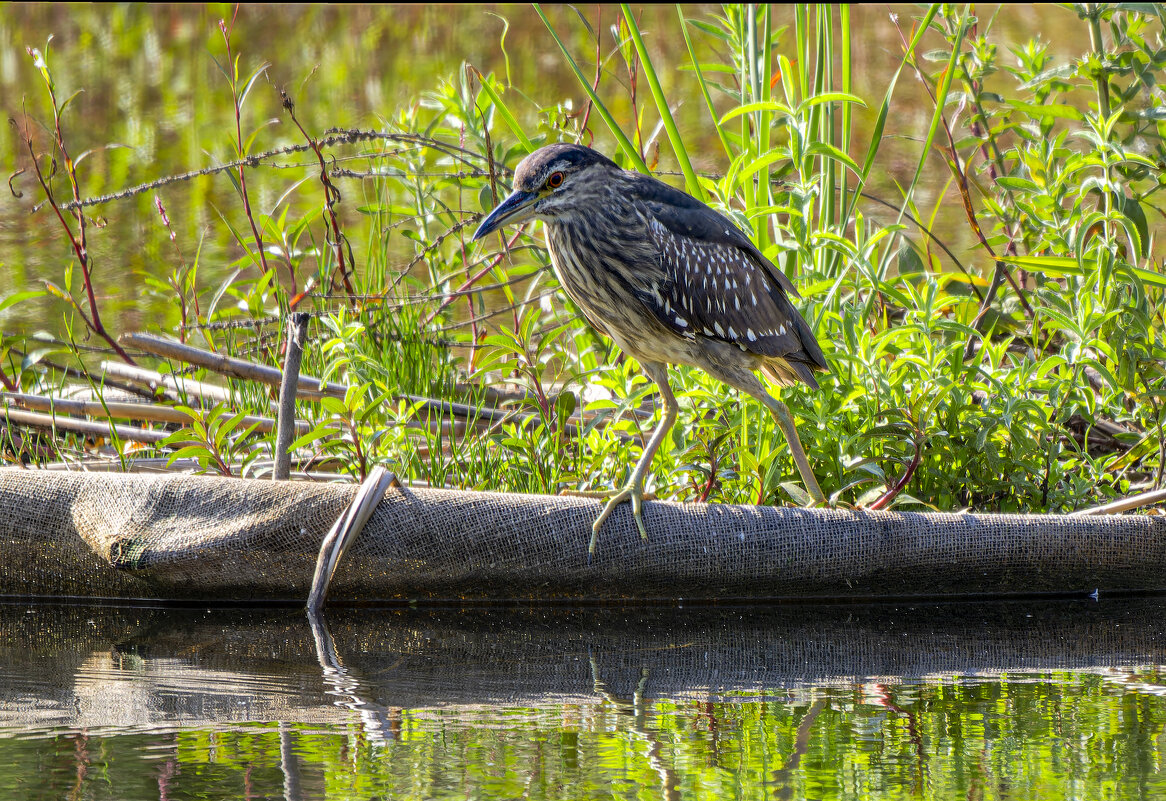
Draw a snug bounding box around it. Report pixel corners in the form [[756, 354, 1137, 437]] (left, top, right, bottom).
[[2, 598, 1165, 800]]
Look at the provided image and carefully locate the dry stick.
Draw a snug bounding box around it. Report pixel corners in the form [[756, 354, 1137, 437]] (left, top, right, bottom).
[[1, 391, 310, 436], [100, 361, 235, 406], [1069, 488, 1166, 517], [274, 313, 311, 481], [120, 332, 344, 400], [0, 407, 190, 446], [37, 457, 209, 473], [307, 465, 399, 613]]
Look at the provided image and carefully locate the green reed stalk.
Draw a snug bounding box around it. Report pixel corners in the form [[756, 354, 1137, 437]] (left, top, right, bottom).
[[620, 4, 703, 198], [676, 6, 733, 160], [534, 4, 647, 173]]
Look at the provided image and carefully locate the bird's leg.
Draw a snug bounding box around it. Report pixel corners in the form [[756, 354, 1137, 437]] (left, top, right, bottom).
[[563, 361, 677, 555], [759, 394, 826, 505]]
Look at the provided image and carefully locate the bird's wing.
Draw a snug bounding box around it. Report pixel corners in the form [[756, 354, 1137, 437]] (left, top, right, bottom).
[[627, 173, 800, 298], [627, 197, 826, 379]]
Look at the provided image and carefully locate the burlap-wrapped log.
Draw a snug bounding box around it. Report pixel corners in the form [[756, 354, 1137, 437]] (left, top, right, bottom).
[[0, 468, 1163, 601]]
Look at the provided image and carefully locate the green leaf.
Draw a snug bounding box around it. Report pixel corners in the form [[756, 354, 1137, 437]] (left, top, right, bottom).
[[1005, 101, 1085, 121], [288, 426, 335, 452], [0, 290, 45, 314], [804, 142, 862, 176], [474, 70, 534, 153], [719, 100, 793, 124], [779, 482, 814, 505], [995, 176, 1041, 192]]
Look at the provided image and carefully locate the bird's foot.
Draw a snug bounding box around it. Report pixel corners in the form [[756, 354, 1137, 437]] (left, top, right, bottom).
[[560, 485, 655, 555]]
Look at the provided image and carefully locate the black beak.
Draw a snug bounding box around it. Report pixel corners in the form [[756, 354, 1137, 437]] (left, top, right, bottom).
[[471, 189, 539, 240]]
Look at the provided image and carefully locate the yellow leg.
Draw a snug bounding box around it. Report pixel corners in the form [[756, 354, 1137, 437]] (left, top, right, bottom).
[[563, 361, 677, 555], [759, 394, 825, 504]]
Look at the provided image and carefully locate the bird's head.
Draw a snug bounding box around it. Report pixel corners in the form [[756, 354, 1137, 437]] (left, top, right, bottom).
[[472, 143, 619, 239]]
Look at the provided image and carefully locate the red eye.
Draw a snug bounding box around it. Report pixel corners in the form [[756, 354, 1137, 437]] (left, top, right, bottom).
[[547, 171, 564, 189]]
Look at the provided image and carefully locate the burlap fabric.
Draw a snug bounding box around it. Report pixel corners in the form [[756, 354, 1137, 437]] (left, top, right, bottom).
[[1, 468, 1163, 601]]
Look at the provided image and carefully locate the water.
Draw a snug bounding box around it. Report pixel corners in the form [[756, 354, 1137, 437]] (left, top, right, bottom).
[[1, 599, 1165, 800]]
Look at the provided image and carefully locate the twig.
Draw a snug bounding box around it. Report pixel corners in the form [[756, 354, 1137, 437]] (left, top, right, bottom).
[[1, 406, 188, 446], [2, 391, 310, 436], [218, 17, 274, 285], [99, 361, 235, 406], [8, 348, 154, 401], [120, 331, 345, 400], [887, 14, 1033, 359], [14, 67, 134, 364], [281, 89, 357, 299], [421, 227, 531, 326], [1070, 488, 1166, 516], [0, 362, 15, 392]]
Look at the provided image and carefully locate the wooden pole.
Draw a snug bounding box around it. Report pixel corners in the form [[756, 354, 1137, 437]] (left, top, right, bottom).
[[274, 313, 311, 481]]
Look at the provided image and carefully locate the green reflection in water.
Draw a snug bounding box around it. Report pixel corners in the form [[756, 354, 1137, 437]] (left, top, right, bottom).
[[1, 672, 1164, 800]]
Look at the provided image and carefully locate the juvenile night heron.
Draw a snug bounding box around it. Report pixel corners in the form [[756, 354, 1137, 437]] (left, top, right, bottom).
[[473, 143, 827, 553]]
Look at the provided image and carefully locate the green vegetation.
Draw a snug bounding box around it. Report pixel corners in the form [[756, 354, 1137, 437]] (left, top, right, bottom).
[[1, 4, 1163, 513], [3, 670, 1165, 800]]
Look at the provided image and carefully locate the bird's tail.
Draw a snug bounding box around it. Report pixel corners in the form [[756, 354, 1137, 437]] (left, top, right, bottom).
[[761, 357, 823, 390]]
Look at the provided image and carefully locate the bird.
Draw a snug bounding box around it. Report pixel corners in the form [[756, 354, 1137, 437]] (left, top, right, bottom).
[[472, 143, 827, 554]]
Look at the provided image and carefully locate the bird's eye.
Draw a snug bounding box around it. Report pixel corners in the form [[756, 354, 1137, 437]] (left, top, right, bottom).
[[546, 171, 564, 189]]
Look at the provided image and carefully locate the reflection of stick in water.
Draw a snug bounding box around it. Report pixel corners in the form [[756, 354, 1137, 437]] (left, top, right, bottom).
[[589, 655, 679, 801], [306, 609, 399, 744], [279, 721, 304, 801], [770, 697, 828, 799]]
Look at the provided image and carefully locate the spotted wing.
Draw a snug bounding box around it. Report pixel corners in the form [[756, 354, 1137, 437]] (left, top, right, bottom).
[[628, 172, 801, 298], [631, 202, 827, 386]]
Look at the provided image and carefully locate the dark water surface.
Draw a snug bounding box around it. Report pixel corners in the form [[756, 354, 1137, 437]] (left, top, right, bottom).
[[1, 599, 1165, 800]]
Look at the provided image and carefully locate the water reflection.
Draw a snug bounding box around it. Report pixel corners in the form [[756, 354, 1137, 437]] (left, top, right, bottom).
[[0, 599, 1165, 799]]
